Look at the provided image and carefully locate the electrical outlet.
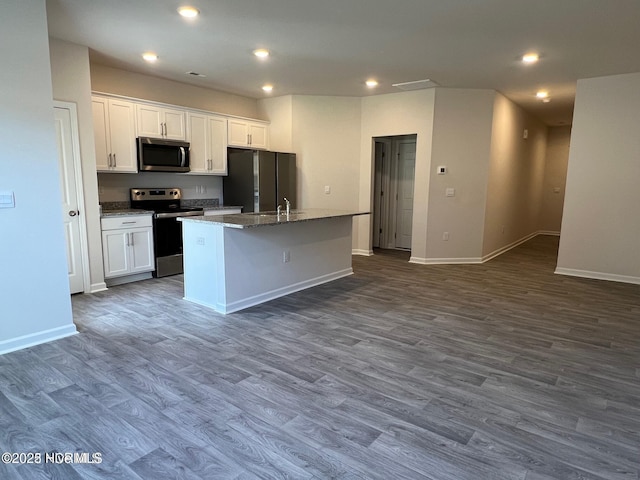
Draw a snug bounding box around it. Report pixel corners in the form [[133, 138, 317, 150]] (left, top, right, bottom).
[[283, 250, 291, 263], [442, 232, 449, 241], [324, 185, 331, 194], [196, 237, 205, 245]]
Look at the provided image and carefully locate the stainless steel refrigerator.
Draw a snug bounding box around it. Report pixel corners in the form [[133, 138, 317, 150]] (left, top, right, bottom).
[[223, 148, 296, 212]]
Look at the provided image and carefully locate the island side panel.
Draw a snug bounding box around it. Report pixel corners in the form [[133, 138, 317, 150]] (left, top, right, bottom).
[[222, 216, 353, 313], [182, 221, 227, 311]]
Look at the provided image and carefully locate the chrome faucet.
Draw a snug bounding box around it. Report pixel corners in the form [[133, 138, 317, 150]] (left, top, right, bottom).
[[283, 197, 291, 215]]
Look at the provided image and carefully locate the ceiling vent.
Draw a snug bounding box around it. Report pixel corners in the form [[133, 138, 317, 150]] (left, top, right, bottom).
[[392, 79, 439, 91], [186, 71, 206, 78]]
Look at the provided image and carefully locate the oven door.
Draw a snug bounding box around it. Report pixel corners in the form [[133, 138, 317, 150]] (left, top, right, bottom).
[[153, 211, 202, 277]]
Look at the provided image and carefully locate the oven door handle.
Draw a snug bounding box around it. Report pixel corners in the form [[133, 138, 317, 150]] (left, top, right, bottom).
[[154, 211, 203, 219]]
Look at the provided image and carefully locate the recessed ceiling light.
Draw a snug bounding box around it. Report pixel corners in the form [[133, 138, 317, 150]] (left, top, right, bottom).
[[262, 84, 273, 92], [536, 90, 549, 99], [177, 6, 199, 18], [366, 79, 378, 88], [142, 52, 158, 62], [254, 49, 270, 58], [522, 53, 539, 64]]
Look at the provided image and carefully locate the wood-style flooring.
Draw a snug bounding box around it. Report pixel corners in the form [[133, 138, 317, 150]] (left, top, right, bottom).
[[1, 235, 639, 479]]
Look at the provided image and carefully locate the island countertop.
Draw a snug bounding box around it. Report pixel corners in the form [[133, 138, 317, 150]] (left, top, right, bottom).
[[178, 208, 369, 229]]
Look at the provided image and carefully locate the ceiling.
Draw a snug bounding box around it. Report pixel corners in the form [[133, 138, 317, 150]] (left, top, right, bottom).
[[45, 0, 640, 126]]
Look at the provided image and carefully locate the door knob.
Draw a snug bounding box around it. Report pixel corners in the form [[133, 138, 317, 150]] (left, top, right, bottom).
[[69, 210, 79, 216]]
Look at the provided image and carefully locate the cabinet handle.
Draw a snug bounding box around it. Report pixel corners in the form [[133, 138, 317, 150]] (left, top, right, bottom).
[[125, 232, 130, 246], [129, 232, 134, 246], [108, 153, 112, 167], [247, 133, 250, 145], [162, 122, 166, 136], [113, 153, 117, 167], [249, 133, 252, 145], [122, 221, 136, 224]]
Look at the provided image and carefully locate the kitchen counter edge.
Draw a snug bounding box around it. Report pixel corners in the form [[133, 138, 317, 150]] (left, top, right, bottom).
[[178, 209, 370, 229]]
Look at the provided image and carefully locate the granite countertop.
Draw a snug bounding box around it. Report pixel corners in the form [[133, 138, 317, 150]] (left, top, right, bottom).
[[201, 205, 244, 211], [101, 208, 154, 218], [179, 209, 369, 229]]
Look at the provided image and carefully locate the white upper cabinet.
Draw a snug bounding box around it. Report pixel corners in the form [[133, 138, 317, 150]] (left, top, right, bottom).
[[227, 118, 269, 149], [92, 96, 138, 173], [136, 104, 186, 140], [188, 112, 228, 175]]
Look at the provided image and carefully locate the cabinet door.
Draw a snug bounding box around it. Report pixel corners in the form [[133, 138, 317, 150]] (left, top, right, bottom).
[[208, 115, 228, 174], [129, 228, 155, 273], [187, 113, 209, 173], [92, 97, 111, 171], [163, 107, 186, 140], [102, 230, 129, 278], [227, 119, 249, 147], [136, 104, 163, 137], [248, 122, 268, 149], [108, 100, 138, 172]]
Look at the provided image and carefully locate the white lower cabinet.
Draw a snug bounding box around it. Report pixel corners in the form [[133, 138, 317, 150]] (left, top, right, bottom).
[[101, 215, 154, 280]]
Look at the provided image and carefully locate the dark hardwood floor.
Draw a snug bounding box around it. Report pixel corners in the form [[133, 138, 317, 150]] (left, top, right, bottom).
[[1, 235, 639, 479]]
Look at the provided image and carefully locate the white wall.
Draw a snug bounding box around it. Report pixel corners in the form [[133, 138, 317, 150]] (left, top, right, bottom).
[[91, 64, 260, 119], [483, 93, 547, 258], [539, 126, 571, 234], [360, 90, 436, 257], [426, 89, 495, 262], [49, 38, 106, 292], [258, 95, 293, 152], [291, 96, 362, 212], [557, 72, 640, 284], [0, 0, 75, 354]]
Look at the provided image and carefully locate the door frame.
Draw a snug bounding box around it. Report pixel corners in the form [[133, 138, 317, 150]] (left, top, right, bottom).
[[54, 100, 91, 294], [372, 135, 417, 251]]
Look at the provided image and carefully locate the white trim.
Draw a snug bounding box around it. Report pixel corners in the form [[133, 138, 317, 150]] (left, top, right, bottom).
[[481, 231, 539, 263], [352, 249, 374, 256], [0, 325, 77, 356], [54, 101, 92, 294], [105, 272, 153, 287], [410, 256, 482, 265], [555, 268, 640, 285], [409, 231, 561, 265], [90, 282, 108, 293], [186, 268, 354, 314]]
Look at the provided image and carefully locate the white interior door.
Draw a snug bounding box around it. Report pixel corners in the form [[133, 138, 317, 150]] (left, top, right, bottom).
[[395, 140, 416, 249], [54, 104, 84, 294]]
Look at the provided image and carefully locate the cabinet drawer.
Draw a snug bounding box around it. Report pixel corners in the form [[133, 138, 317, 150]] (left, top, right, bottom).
[[101, 215, 153, 230]]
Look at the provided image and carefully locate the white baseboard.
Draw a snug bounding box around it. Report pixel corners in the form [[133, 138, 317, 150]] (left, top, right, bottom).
[[187, 268, 354, 314], [106, 272, 153, 287], [410, 231, 558, 266], [0, 324, 77, 356], [555, 268, 640, 285], [352, 249, 374, 256], [410, 256, 483, 265], [482, 231, 539, 263], [90, 282, 108, 293]]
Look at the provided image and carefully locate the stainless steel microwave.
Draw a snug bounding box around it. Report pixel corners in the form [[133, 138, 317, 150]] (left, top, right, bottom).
[[137, 137, 190, 173]]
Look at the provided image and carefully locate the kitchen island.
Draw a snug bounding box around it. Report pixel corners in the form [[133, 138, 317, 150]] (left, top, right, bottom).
[[179, 209, 368, 314]]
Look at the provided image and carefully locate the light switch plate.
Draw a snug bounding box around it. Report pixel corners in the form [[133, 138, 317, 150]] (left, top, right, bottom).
[[0, 191, 15, 208], [446, 188, 455, 197]]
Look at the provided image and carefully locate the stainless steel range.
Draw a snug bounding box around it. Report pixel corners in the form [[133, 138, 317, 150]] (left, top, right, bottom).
[[130, 188, 203, 277]]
